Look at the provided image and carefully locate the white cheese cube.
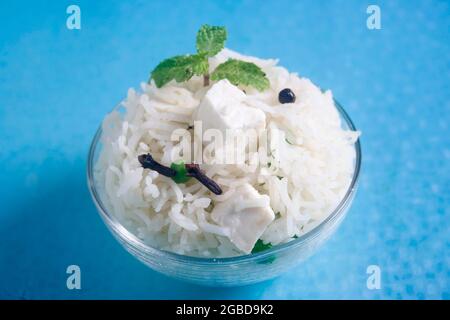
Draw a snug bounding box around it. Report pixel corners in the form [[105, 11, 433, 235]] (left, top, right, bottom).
[[211, 183, 275, 253], [194, 79, 266, 133]]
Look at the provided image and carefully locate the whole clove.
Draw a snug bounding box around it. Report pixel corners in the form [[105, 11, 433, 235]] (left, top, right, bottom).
[[138, 154, 177, 178], [138, 154, 223, 195], [185, 164, 223, 195]]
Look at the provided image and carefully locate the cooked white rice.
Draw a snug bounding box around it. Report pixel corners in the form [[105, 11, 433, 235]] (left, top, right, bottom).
[[94, 48, 360, 257]]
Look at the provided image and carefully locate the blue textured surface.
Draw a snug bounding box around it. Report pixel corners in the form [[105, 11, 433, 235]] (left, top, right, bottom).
[[0, 0, 449, 299]]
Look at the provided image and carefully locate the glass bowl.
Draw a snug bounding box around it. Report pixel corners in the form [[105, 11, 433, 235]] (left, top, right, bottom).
[[87, 99, 361, 287]]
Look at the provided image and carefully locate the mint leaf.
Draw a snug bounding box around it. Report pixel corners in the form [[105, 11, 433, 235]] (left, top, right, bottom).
[[251, 239, 272, 253], [150, 54, 208, 88], [211, 59, 270, 91], [191, 55, 209, 75], [196, 25, 227, 57], [170, 161, 191, 183]]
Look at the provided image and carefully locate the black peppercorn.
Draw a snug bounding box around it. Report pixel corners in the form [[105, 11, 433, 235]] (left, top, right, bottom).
[[278, 88, 296, 104]]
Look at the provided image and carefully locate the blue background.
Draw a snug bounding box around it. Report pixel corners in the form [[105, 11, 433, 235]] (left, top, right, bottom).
[[0, 0, 448, 299]]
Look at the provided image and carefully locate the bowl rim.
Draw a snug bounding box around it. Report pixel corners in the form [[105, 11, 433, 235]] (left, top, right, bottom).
[[87, 98, 361, 265]]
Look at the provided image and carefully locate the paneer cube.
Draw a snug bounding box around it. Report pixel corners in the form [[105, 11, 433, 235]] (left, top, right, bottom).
[[194, 79, 266, 133], [211, 183, 275, 253]]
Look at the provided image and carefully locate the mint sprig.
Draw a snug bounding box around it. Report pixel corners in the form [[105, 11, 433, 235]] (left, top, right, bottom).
[[211, 58, 270, 91], [150, 54, 208, 88], [196, 25, 227, 57], [149, 25, 270, 91]]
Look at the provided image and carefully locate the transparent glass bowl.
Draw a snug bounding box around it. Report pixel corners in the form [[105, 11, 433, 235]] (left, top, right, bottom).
[[87, 99, 361, 287]]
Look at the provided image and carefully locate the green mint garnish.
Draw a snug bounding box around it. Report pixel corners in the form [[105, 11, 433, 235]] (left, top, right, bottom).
[[211, 59, 270, 91], [196, 25, 227, 57], [251, 239, 272, 253], [253, 239, 276, 264], [149, 25, 270, 91], [150, 54, 208, 88], [170, 161, 191, 183]]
